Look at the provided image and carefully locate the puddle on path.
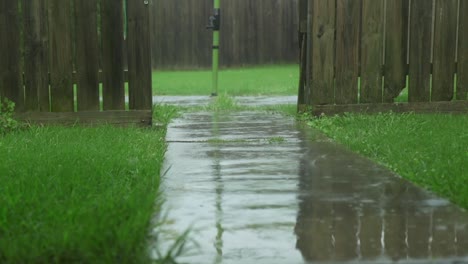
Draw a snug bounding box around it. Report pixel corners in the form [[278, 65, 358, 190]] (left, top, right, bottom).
[[153, 95, 298, 107], [150, 100, 468, 264]]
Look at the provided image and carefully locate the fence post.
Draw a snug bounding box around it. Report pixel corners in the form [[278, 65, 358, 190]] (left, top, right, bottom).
[[208, 0, 221, 96]]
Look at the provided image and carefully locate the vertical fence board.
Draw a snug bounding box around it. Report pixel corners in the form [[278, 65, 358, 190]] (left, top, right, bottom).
[[298, 36, 307, 106], [299, 0, 308, 34], [384, 0, 409, 102], [0, 1, 22, 109], [23, 0, 49, 112], [310, 0, 335, 105], [361, 0, 384, 103], [408, 0, 433, 102], [275, 0, 286, 63], [220, 0, 232, 65], [432, 0, 458, 101], [101, 0, 125, 110], [127, 0, 152, 110], [335, 0, 361, 104], [297, 0, 308, 106], [75, 0, 99, 111], [246, 1, 258, 64], [191, 0, 211, 67], [49, 0, 74, 112], [256, 1, 266, 63], [458, 0, 468, 100]]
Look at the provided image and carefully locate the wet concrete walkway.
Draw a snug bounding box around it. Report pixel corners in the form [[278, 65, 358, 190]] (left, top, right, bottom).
[[151, 96, 468, 264]]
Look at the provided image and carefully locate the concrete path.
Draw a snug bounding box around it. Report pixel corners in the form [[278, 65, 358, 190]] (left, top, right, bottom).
[[150, 96, 468, 264]]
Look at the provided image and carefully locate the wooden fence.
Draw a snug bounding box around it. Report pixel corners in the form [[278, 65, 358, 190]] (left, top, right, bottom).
[[0, 0, 152, 125], [298, 0, 468, 115], [150, 0, 299, 69]]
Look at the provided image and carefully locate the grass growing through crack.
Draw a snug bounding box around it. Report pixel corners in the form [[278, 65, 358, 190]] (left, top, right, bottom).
[[308, 113, 468, 208], [203, 94, 246, 112], [0, 106, 183, 263], [267, 136, 286, 144], [178, 94, 298, 115]]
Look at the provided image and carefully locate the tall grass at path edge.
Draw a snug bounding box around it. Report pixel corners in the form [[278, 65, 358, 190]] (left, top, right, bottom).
[[0, 108, 176, 263], [308, 113, 468, 208]]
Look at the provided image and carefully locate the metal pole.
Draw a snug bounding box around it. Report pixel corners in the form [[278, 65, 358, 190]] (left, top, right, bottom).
[[210, 0, 221, 96]]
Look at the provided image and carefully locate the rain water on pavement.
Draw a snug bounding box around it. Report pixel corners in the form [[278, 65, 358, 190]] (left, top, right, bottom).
[[149, 96, 468, 264]]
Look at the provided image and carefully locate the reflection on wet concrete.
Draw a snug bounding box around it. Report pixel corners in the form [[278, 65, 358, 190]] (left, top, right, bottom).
[[151, 109, 468, 264], [153, 95, 298, 107], [152, 111, 304, 263], [296, 131, 468, 263]]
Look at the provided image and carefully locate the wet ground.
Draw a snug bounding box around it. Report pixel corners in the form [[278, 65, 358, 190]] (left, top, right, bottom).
[[153, 95, 298, 107], [150, 96, 468, 264]]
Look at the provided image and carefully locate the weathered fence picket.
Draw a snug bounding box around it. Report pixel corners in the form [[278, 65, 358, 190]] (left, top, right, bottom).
[[408, 0, 432, 102], [297, 0, 308, 107], [432, 0, 458, 102], [361, 0, 384, 104], [127, 0, 152, 110], [335, 0, 360, 105], [310, 0, 335, 105], [101, 0, 125, 111], [23, 0, 49, 112], [383, 0, 408, 103], [0, 0, 153, 125], [49, 0, 74, 112], [300, 0, 468, 114], [0, 1, 22, 110], [459, 0, 468, 100], [75, 0, 100, 111]]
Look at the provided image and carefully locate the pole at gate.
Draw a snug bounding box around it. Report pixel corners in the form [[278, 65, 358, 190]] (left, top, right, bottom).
[[207, 0, 221, 96]]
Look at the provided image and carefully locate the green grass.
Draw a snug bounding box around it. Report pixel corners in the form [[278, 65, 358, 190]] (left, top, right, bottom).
[[0, 113, 176, 262], [173, 94, 298, 116], [308, 113, 468, 208], [153, 64, 299, 96]]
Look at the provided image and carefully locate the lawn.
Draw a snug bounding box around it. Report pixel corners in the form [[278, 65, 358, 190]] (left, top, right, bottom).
[[0, 106, 177, 263], [308, 113, 468, 208], [152, 64, 299, 96]]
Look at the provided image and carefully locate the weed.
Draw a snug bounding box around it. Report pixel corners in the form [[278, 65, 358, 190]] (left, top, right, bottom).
[[267, 136, 286, 144], [202, 94, 245, 112], [153, 104, 182, 126], [0, 98, 19, 135]]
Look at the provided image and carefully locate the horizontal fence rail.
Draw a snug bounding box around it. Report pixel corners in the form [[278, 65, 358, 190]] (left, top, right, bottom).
[[298, 0, 468, 109], [0, 0, 152, 113]]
